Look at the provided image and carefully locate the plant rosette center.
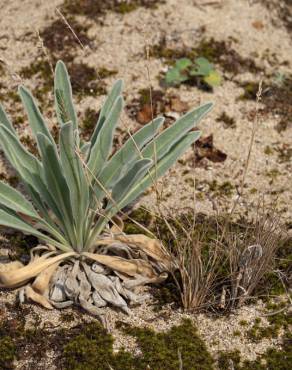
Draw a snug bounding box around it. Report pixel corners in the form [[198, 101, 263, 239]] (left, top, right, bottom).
[[0, 226, 172, 321]]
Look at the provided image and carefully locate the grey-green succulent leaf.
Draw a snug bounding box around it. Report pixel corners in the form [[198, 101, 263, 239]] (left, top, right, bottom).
[[0, 181, 39, 219], [88, 131, 201, 246], [0, 104, 16, 135], [118, 131, 202, 211], [80, 141, 91, 158], [0, 209, 67, 250], [60, 121, 90, 248], [88, 95, 123, 178], [142, 102, 212, 161], [0, 128, 61, 224], [90, 79, 123, 147], [111, 158, 153, 204], [54, 60, 78, 129], [37, 133, 76, 246], [91, 158, 153, 241], [0, 124, 43, 185], [94, 116, 164, 200], [19, 86, 55, 148], [0, 60, 212, 253]]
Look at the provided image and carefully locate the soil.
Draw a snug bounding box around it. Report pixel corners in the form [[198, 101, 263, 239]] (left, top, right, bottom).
[[0, 0, 291, 368]]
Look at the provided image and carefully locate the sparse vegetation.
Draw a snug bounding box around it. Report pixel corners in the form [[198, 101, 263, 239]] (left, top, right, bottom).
[[124, 207, 287, 312], [239, 75, 292, 132], [218, 331, 292, 369], [151, 36, 262, 75], [0, 315, 215, 370], [165, 56, 221, 89], [62, 319, 214, 370], [246, 303, 292, 342], [0, 1, 291, 368], [61, 0, 166, 19], [217, 112, 236, 128], [0, 60, 212, 319]]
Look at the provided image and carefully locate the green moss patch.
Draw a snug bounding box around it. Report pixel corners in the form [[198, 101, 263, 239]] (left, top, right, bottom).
[[123, 207, 154, 235], [61, 0, 165, 19], [218, 332, 292, 370], [0, 305, 214, 370], [246, 304, 292, 342], [0, 317, 215, 370], [0, 336, 16, 369], [40, 18, 91, 59], [216, 112, 236, 128], [59, 319, 215, 369], [127, 319, 214, 369], [61, 322, 120, 370], [239, 75, 292, 132], [0, 306, 39, 369]]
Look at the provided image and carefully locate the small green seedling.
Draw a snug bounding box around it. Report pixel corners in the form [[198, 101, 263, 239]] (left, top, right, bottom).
[[165, 57, 221, 88], [273, 71, 286, 87]]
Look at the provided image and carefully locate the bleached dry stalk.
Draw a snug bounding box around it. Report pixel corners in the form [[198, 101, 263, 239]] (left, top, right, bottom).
[[227, 203, 284, 308]]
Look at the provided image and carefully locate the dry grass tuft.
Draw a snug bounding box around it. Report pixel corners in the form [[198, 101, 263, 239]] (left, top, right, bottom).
[[153, 203, 287, 312]]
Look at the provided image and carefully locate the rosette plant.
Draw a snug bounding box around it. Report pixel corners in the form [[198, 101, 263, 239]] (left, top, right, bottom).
[[0, 61, 212, 318]]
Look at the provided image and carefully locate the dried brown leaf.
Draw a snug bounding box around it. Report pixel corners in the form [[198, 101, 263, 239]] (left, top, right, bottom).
[[82, 252, 157, 278], [25, 285, 54, 310]]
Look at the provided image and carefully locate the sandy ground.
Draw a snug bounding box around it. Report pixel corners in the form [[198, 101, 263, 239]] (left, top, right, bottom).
[[0, 0, 291, 368], [0, 0, 291, 221], [0, 287, 286, 369]]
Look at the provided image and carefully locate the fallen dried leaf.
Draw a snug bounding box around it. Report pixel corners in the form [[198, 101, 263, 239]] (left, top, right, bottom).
[[83, 252, 157, 278], [32, 262, 60, 294], [137, 104, 153, 124], [252, 20, 264, 30], [169, 96, 189, 113], [0, 252, 75, 288], [26, 285, 54, 310], [115, 234, 172, 269]]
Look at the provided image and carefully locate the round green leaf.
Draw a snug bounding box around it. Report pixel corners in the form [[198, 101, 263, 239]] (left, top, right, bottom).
[[204, 70, 221, 87], [175, 58, 193, 70]]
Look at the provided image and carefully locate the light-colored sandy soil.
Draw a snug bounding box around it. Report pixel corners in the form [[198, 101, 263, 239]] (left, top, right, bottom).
[[0, 0, 291, 368], [0, 286, 287, 369], [0, 0, 291, 221]]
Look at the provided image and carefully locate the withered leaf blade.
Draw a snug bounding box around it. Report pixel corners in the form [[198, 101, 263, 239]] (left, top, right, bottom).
[[32, 262, 60, 294], [25, 285, 54, 310], [114, 234, 172, 269], [0, 252, 75, 288], [82, 252, 157, 278]]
